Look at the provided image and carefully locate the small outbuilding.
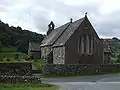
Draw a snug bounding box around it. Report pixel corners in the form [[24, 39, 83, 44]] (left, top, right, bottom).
[[28, 42, 41, 59]]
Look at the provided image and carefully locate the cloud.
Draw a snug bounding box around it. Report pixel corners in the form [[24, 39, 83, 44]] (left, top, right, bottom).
[[95, 10, 120, 38], [0, 0, 120, 38]]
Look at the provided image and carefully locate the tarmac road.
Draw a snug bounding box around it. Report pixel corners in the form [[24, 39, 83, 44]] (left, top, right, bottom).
[[41, 74, 120, 90]]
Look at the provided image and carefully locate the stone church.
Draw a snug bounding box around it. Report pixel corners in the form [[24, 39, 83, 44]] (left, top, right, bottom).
[[40, 14, 111, 64]]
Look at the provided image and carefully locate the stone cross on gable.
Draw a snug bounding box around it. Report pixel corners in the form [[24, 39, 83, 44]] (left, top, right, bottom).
[[70, 18, 73, 23], [85, 12, 88, 17]]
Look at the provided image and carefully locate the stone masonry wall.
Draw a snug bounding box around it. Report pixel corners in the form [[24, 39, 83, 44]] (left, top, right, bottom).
[[53, 47, 65, 64], [0, 63, 32, 76], [0, 63, 41, 83], [0, 76, 41, 83], [43, 64, 120, 75], [41, 46, 51, 60]]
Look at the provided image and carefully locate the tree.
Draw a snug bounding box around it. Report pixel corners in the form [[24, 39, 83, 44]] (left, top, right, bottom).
[[17, 26, 22, 31], [112, 37, 120, 41], [116, 54, 120, 63]]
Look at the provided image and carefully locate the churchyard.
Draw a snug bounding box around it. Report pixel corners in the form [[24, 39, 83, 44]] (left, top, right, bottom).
[[0, 47, 56, 90], [0, 60, 56, 90]]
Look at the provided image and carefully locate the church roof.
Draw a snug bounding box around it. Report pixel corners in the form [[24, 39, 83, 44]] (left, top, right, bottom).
[[41, 16, 99, 47], [41, 17, 86, 47], [41, 22, 70, 47], [53, 17, 85, 47]]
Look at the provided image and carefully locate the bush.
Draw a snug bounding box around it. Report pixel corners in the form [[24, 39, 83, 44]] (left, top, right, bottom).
[[6, 58, 10, 62], [32, 59, 45, 70], [116, 59, 120, 63]]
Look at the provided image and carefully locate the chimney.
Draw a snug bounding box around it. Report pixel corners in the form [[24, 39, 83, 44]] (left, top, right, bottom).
[[47, 21, 55, 35]]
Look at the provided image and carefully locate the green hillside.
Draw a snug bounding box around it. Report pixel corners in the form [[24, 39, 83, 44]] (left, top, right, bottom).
[[104, 37, 120, 54], [104, 37, 120, 62], [0, 20, 44, 54]]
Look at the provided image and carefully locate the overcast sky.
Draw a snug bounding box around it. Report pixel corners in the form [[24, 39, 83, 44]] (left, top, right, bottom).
[[0, 0, 120, 38]]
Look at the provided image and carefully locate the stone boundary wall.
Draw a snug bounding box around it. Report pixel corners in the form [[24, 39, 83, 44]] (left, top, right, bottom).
[[0, 63, 41, 83], [0, 76, 41, 83], [0, 63, 32, 76], [43, 64, 120, 75]]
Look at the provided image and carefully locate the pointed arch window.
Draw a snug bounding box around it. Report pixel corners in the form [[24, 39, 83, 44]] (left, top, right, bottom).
[[78, 36, 93, 54]]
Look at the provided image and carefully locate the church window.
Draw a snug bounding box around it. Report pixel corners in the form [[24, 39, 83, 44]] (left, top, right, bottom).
[[78, 36, 93, 54]]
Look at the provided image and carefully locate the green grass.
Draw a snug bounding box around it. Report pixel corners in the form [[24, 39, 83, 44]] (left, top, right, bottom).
[[0, 83, 57, 90], [0, 61, 33, 63], [0, 46, 28, 61], [0, 52, 28, 59], [1, 46, 17, 52], [32, 60, 45, 70]]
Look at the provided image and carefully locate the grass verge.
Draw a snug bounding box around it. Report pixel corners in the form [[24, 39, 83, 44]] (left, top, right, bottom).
[[0, 52, 28, 59], [1, 46, 17, 53], [0, 83, 57, 90]]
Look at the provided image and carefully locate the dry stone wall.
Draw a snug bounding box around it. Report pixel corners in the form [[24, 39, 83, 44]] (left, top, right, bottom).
[[0, 63, 41, 83], [0, 63, 32, 76], [43, 64, 120, 75], [0, 76, 41, 83]]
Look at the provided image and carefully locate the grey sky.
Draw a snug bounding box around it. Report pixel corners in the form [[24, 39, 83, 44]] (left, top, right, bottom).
[[0, 0, 120, 38]]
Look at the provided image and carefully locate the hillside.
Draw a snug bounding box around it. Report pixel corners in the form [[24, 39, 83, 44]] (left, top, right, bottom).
[[0, 20, 44, 54], [104, 37, 120, 54], [104, 37, 120, 63]]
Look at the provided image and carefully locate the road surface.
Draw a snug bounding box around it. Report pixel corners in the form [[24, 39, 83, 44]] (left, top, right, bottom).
[[41, 74, 120, 90]]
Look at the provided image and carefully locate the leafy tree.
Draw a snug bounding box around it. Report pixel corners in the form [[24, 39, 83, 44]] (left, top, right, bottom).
[[17, 26, 22, 31], [112, 37, 120, 41], [116, 54, 120, 63]]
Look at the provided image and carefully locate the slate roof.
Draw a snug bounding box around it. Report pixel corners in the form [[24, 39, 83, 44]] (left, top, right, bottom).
[[53, 17, 85, 47], [29, 42, 41, 51], [53, 17, 99, 47], [41, 16, 99, 47], [41, 22, 70, 47]]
